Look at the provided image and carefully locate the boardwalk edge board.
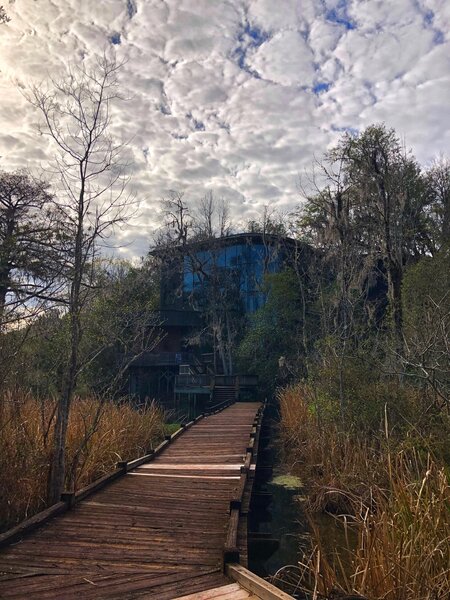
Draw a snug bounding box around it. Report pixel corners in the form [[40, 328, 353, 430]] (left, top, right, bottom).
[[222, 402, 265, 570], [0, 399, 235, 550], [226, 563, 294, 600], [0, 501, 67, 549]]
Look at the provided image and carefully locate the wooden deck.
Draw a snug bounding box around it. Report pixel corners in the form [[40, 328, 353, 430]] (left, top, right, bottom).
[[0, 403, 266, 600]]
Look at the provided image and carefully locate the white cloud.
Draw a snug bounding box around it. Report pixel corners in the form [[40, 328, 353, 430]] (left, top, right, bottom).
[[0, 0, 449, 257], [247, 30, 316, 87]]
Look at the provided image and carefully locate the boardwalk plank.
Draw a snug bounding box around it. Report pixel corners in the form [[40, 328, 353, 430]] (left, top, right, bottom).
[[172, 582, 251, 599]]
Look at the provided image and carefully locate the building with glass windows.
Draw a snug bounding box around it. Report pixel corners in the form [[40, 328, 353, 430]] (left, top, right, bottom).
[[128, 232, 307, 417]]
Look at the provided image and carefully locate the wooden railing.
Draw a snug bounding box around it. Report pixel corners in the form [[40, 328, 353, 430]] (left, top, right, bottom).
[[175, 373, 258, 390], [130, 351, 196, 366], [206, 398, 235, 414], [175, 374, 213, 388]]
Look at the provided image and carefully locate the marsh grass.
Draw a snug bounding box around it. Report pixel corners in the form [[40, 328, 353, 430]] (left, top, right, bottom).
[[277, 384, 450, 600], [0, 389, 165, 531]]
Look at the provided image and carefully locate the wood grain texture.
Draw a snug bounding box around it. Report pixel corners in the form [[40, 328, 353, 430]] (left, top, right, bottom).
[[0, 403, 260, 600], [226, 564, 294, 600]]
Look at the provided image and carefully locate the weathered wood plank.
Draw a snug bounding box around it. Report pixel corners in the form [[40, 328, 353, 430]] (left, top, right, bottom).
[[172, 582, 248, 600], [226, 564, 293, 600]]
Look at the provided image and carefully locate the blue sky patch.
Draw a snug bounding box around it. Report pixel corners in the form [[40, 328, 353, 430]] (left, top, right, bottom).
[[326, 0, 356, 30], [433, 30, 445, 44], [193, 119, 205, 131], [241, 23, 270, 48], [332, 125, 359, 136], [313, 82, 331, 94], [418, 5, 444, 44], [186, 113, 205, 131], [126, 0, 137, 19], [232, 19, 270, 78], [109, 32, 121, 45], [423, 9, 434, 25]]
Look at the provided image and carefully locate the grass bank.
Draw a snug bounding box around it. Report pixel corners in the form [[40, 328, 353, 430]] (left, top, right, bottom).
[[276, 383, 450, 600], [0, 389, 165, 532]]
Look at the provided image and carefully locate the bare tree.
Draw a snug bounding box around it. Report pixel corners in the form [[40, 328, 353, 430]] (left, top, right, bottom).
[[402, 293, 449, 410], [64, 258, 163, 489], [157, 191, 192, 247], [154, 192, 242, 374], [30, 54, 134, 503], [192, 191, 231, 240], [337, 125, 426, 353], [297, 154, 368, 414]]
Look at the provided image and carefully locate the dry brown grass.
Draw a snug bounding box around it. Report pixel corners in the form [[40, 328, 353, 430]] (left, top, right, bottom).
[[277, 383, 450, 600], [0, 389, 165, 532], [279, 384, 386, 514]]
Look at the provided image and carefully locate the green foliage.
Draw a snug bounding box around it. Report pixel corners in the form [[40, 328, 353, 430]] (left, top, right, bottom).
[[278, 384, 450, 599], [403, 249, 450, 326], [164, 423, 181, 436], [310, 357, 425, 432], [236, 268, 309, 392], [8, 258, 161, 398], [78, 258, 160, 394], [402, 249, 450, 407], [424, 157, 450, 251], [9, 310, 68, 397]]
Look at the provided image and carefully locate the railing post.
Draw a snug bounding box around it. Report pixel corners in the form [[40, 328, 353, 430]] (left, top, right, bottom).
[[116, 461, 128, 473], [60, 492, 75, 509]]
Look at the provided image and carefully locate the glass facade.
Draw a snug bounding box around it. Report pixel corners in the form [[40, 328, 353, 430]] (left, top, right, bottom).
[[182, 241, 282, 313]]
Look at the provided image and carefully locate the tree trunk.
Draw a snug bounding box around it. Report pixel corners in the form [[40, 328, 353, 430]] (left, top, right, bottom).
[[0, 214, 14, 325], [226, 312, 233, 375], [0, 274, 8, 324], [387, 259, 404, 354], [215, 321, 228, 375], [442, 194, 450, 247], [48, 306, 80, 503], [48, 181, 84, 504]]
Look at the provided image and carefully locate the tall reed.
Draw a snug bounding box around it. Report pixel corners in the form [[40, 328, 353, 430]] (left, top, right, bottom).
[[277, 383, 450, 600], [0, 389, 165, 532]]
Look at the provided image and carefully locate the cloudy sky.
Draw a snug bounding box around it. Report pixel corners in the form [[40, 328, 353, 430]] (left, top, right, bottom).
[[0, 0, 449, 257]]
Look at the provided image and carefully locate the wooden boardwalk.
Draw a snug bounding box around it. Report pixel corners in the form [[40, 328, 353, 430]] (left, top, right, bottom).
[[0, 403, 268, 600]]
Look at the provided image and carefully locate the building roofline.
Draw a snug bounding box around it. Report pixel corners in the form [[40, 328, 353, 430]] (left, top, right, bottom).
[[150, 231, 305, 256]]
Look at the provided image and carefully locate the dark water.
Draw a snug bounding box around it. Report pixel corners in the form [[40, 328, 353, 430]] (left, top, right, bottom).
[[249, 470, 306, 577], [248, 416, 308, 597], [248, 425, 347, 598]]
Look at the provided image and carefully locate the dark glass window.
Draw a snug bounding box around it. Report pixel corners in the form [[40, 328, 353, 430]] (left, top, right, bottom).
[[182, 241, 282, 313]]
